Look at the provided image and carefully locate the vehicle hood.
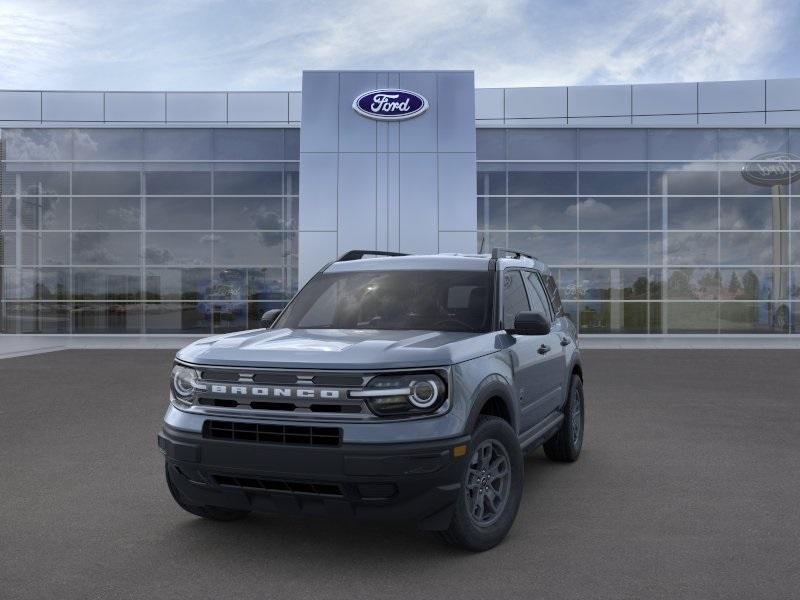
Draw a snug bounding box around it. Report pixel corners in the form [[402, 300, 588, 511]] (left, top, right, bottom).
[[176, 328, 499, 369]]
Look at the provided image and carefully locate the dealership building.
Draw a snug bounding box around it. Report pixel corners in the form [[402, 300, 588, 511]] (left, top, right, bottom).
[[1, 70, 799, 337]]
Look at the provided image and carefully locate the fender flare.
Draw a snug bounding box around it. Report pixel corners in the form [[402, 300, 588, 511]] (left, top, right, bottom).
[[464, 374, 517, 434]]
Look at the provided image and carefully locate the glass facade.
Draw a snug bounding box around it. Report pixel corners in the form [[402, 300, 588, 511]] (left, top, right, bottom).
[[0, 128, 299, 334], [478, 128, 800, 335]]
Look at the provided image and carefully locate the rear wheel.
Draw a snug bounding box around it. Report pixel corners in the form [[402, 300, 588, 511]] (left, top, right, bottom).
[[543, 374, 584, 462], [165, 464, 250, 522], [437, 416, 523, 552]]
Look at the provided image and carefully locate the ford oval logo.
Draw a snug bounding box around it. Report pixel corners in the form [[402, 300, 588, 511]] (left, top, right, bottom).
[[741, 152, 800, 186], [353, 89, 428, 121]]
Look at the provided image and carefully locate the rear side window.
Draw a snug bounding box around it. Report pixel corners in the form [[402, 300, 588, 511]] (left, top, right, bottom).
[[523, 271, 551, 320], [544, 274, 564, 316], [502, 270, 530, 328]]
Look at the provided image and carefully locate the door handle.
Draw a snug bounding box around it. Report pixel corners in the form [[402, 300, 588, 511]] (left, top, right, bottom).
[[537, 344, 551, 355]]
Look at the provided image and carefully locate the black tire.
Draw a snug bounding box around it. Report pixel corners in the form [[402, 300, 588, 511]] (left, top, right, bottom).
[[543, 374, 584, 463], [165, 464, 250, 522], [437, 416, 524, 552]]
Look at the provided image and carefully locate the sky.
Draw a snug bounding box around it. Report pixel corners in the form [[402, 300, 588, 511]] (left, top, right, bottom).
[[0, 0, 798, 91]]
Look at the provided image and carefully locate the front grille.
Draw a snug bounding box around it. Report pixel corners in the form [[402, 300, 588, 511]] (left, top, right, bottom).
[[203, 420, 342, 447], [212, 474, 343, 497], [197, 397, 363, 414]]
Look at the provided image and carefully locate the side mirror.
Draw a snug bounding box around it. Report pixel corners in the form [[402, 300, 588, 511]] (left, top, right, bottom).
[[508, 311, 550, 336], [260, 309, 282, 329]]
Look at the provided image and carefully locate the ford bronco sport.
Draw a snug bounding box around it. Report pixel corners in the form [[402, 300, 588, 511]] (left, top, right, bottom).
[[158, 248, 584, 551]]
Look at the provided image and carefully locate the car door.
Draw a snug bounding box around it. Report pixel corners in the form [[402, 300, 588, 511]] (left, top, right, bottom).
[[501, 269, 552, 434], [522, 270, 566, 417]]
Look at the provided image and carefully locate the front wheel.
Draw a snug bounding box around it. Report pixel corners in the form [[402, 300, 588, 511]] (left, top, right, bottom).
[[437, 416, 523, 552], [543, 374, 584, 462]]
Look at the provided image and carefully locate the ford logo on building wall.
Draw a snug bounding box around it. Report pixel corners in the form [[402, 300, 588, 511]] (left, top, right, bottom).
[[353, 89, 428, 121], [741, 152, 800, 186]]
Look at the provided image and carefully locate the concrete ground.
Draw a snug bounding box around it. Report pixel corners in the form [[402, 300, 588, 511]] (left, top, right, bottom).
[[1, 349, 799, 600]]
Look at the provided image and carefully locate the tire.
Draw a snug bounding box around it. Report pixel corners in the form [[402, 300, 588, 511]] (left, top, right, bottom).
[[543, 374, 584, 463], [437, 416, 524, 552], [165, 464, 250, 522]]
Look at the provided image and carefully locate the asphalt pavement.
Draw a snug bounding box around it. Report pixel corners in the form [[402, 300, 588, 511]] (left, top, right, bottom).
[[1, 349, 799, 600]]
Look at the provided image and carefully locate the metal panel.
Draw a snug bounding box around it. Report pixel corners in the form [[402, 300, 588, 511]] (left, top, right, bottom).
[[0, 91, 41, 121], [299, 153, 338, 231], [698, 80, 764, 113], [766, 78, 800, 111], [338, 153, 377, 252], [632, 114, 698, 126], [632, 82, 696, 115], [438, 153, 477, 231], [300, 72, 339, 152], [437, 72, 476, 152], [475, 88, 504, 120], [569, 116, 632, 126], [339, 72, 377, 153], [505, 86, 567, 119], [439, 231, 477, 254], [568, 85, 631, 117], [228, 92, 288, 122], [105, 92, 165, 122], [698, 112, 765, 126], [166, 92, 226, 122], [387, 152, 400, 251], [399, 153, 438, 254], [42, 92, 103, 121], [398, 72, 438, 152], [476, 119, 507, 126], [376, 153, 389, 250], [289, 92, 302, 122], [299, 231, 338, 286], [766, 111, 800, 126], [504, 118, 567, 126]]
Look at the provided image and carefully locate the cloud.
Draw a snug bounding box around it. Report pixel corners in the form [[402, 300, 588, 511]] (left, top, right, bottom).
[[0, 0, 796, 90]]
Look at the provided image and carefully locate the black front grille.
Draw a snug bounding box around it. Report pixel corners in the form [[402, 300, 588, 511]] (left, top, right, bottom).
[[212, 474, 343, 497], [203, 420, 342, 447]]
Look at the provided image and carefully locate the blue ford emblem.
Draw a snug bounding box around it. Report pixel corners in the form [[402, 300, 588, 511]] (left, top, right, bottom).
[[741, 152, 800, 186], [352, 89, 428, 121]]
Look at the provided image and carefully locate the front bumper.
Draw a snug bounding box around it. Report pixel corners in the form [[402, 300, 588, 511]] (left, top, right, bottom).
[[158, 423, 470, 530]]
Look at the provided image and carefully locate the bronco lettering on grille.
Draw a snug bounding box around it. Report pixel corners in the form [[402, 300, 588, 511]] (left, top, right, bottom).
[[201, 384, 342, 400]]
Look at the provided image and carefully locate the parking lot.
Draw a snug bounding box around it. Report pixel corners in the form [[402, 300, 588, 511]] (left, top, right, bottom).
[[1, 348, 799, 600]]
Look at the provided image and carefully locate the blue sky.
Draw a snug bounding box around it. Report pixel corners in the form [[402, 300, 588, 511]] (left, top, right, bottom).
[[0, 0, 798, 90]]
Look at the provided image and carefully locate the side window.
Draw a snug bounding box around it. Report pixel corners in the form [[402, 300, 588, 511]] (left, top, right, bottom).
[[522, 271, 551, 320], [502, 270, 530, 328], [545, 274, 564, 316]]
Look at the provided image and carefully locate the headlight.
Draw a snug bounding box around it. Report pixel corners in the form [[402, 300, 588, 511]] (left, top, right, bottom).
[[351, 372, 447, 417], [171, 364, 200, 407]]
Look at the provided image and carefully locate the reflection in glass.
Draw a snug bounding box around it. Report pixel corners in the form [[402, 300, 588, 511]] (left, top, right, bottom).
[[72, 232, 140, 265], [212, 302, 248, 332], [666, 268, 720, 300], [73, 129, 143, 160], [477, 166, 506, 195], [719, 268, 787, 301], [145, 172, 211, 195], [508, 169, 575, 195], [579, 233, 649, 265], [145, 232, 212, 265], [667, 232, 718, 265], [579, 130, 646, 160], [213, 197, 283, 230], [213, 232, 288, 266], [72, 172, 140, 195], [720, 197, 788, 230], [667, 197, 717, 230], [144, 303, 211, 334], [647, 129, 717, 160], [476, 129, 506, 160], [579, 171, 647, 195], [145, 197, 211, 230], [508, 197, 576, 230], [650, 170, 717, 195], [577, 268, 648, 300], [145, 268, 211, 300], [507, 232, 577, 265], [72, 197, 141, 230], [717, 129, 787, 160], [72, 303, 143, 333], [213, 129, 285, 160], [508, 129, 576, 160], [20, 196, 70, 230], [143, 129, 213, 160], [720, 302, 789, 334], [578, 197, 647, 230], [2, 302, 70, 333], [664, 302, 719, 333], [720, 232, 775, 265], [578, 302, 647, 333], [214, 170, 283, 195], [72, 268, 141, 300]]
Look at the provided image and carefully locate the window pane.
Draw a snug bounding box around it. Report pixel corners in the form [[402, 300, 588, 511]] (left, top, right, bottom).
[[579, 129, 646, 160], [145, 268, 211, 300], [579, 233, 649, 265], [666, 268, 720, 300], [247, 268, 287, 300], [213, 303, 248, 333], [285, 129, 300, 159], [72, 197, 141, 230], [477, 165, 506, 195], [650, 170, 717, 195], [720, 197, 788, 230], [720, 302, 789, 333], [214, 169, 283, 195], [477, 197, 506, 230], [477, 129, 506, 160], [508, 129, 576, 160], [72, 268, 141, 300], [578, 302, 647, 333], [72, 303, 142, 333], [578, 197, 647, 230], [502, 270, 530, 327], [648, 130, 717, 160], [20, 196, 70, 230], [72, 232, 140, 265], [145, 171, 211, 195], [667, 197, 718, 230], [720, 232, 775, 265], [143, 129, 213, 160], [507, 232, 577, 265], [145, 232, 212, 265], [145, 303, 211, 333], [213, 232, 287, 265], [508, 168, 576, 195], [720, 170, 778, 195], [73, 129, 143, 160], [18, 232, 70, 265], [1, 198, 15, 229], [1, 232, 15, 264], [718, 129, 787, 160], [145, 197, 211, 230], [72, 172, 140, 195], [550, 268, 578, 301], [508, 197, 576, 230], [579, 171, 647, 195], [214, 129, 285, 160], [17, 172, 70, 195], [667, 232, 719, 265], [213, 197, 284, 230], [577, 268, 649, 300], [664, 302, 719, 333], [2, 302, 70, 333], [9, 267, 69, 300], [4, 129, 72, 160], [720, 267, 788, 301]]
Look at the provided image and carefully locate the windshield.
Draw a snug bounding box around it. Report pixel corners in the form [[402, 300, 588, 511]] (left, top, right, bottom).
[[275, 270, 493, 332]]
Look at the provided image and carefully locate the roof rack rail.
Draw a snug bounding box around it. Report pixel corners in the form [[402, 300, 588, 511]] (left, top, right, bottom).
[[491, 247, 537, 261], [336, 249, 409, 262]]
